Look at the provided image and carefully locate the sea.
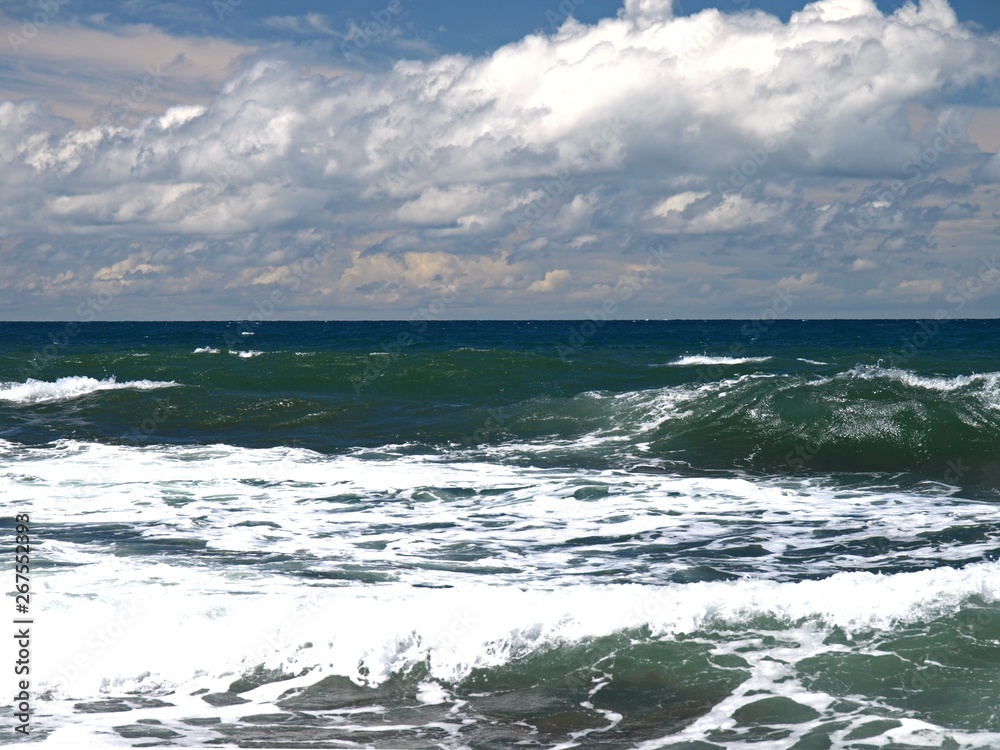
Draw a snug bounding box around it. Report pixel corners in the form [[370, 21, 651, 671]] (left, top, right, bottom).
[[1, 319, 999, 749]]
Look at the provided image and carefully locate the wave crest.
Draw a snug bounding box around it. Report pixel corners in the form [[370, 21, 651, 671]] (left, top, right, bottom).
[[667, 355, 772, 366], [0, 376, 177, 404]]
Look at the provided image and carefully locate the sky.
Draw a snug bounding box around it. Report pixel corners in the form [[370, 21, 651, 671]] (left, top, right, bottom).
[[1, 0, 999, 320]]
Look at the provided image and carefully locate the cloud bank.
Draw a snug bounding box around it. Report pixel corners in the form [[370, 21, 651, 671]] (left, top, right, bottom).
[[2, 0, 1000, 319]]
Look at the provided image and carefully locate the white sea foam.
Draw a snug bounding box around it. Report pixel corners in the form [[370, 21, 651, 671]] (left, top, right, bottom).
[[29, 562, 1000, 698], [0, 376, 177, 404], [666, 355, 772, 366], [28, 555, 1000, 748], [193, 346, 220, 354], [230, 350, 263, 358], [845, 365, 1000, 393], [5, 440, 997, 590], [600, 372, 778, 434], [5, 440, 999, 747]]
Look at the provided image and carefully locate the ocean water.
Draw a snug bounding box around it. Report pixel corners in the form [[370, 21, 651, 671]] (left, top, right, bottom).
[[1, 319, 999, 749]]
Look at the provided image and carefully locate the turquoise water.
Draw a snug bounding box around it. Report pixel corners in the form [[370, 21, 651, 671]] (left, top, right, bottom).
[[1, 320, 998, 748]]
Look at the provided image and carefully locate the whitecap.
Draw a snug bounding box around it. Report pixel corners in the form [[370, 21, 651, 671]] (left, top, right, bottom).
[[665, 355, 772, 367], [0, 376, 177, 404]]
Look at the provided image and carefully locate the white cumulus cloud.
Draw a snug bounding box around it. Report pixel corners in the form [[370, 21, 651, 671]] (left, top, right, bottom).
[[2, 0, 1000, 318]]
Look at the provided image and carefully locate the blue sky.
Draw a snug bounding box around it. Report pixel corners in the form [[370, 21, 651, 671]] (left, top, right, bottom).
[[5, 0, 997, 54], [1, 0, 999, 319]]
